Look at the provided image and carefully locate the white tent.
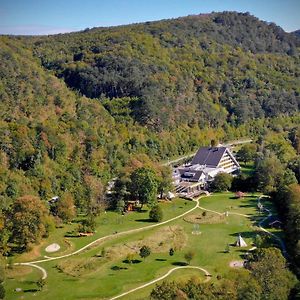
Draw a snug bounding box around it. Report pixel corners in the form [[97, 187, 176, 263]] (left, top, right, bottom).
[[235, 234, 247, 247]]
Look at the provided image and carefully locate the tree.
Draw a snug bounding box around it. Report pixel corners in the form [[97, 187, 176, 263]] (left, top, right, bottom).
[[149, 205, 163, 222], [37, 278, 46, 291], [254, 155, 284, 194], [130, 167, 158, 209], [150, 281, 179, 300], [0, 212, 10, 255], [139, 245, 151, 260], [0, 265, 4, 300], [253, 234, 264, 248], [169, 248, 175, 257], [116, 199, 125, 214], [184, 250, 195, 265], [246, 247, 296, 300], [211, 173, 233, 192], [78, 213, 96, 233], [126, 253, 135, 264], [279, 169, 298, 187], [56, 192, 76, 223], [237, 144, 256, 164], [157, 166, 173, 199], [0, 285, 4, 300], [84, 175, 104, 215], [237, 277, 262, 300], [10, 195, 51, 250]]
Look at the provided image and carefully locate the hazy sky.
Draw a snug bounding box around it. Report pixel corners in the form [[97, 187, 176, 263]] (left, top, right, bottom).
[[0, 0, 299, 35]]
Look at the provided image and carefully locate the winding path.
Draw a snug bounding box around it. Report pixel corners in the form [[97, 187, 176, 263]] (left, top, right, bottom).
[[14, 262, 47, 280], [109, 266, 211, 300], [198, 196, 286, 255], [257, 196, 287, 256]]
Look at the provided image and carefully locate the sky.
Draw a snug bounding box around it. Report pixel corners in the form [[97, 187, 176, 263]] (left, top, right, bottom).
[[0, 0, 299, 35]]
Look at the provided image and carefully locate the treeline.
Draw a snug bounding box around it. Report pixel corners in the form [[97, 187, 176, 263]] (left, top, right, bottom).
[[274, 185, 300, 277]]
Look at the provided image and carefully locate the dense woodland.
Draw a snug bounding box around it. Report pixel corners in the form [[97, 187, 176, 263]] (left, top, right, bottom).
[[0, 11, 300, 298]]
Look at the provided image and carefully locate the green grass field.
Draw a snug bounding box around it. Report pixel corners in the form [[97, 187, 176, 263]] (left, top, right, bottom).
[[4, 193, 283, 300]]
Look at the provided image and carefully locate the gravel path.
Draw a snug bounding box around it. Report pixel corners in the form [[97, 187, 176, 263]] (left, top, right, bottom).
[[109, 266, 211, 300], [14, 262, 47, 280]]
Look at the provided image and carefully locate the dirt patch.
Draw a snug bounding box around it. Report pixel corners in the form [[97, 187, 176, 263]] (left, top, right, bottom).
[[56, 257, 100, 277], [105, 225, 187, 261], [56, 225, 187, 276], [16, 242, 44, 262], [184, 211, 225, 224], [229, 260, 245, 268], [6, 265, 33, 279]]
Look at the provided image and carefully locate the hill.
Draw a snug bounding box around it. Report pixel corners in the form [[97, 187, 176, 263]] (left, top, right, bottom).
[[29, 12, 300, 130], [292, 30, 300, 38], [0, 11, 300, 207]]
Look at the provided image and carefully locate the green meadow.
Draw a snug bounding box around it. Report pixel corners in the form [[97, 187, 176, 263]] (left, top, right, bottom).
[[5, 193, 282, 300]]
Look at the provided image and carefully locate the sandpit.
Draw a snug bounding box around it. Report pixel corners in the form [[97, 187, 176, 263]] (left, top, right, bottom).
[[229, 260, 245, 268], [45, 243, 60, 253]]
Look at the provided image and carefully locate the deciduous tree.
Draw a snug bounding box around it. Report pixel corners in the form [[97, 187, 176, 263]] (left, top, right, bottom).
[[10, 195, 51, 250], [211, 173, 233, 192], [130, 167, 158, 209], [139, 245, 151, 260]]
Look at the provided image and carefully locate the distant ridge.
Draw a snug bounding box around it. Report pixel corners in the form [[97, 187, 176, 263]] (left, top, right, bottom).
[[292, 29, 300, 38]]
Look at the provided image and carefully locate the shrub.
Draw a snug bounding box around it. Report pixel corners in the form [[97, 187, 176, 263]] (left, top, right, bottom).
[[149, 205, 163, 222]]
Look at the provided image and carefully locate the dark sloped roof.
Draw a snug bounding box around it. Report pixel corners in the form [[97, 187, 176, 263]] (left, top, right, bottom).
[[178, 168, 204, 182], [191, 147, 227, 167]]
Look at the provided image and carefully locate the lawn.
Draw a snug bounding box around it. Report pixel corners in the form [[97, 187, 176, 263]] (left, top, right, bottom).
[[240, 162, 255, 177], [4, 193, 283, 300], [15, 198, 194, 263]]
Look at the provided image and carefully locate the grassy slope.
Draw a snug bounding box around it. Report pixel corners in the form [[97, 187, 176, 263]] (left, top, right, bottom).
[[5, 192, 284, 300]]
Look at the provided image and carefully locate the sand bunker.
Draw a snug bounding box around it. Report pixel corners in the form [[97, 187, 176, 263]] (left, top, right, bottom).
[[229, 260, 245, 268], [45, 243, 60, 253]]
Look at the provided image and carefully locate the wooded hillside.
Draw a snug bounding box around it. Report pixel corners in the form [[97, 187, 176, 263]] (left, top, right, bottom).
[[0, 11, 300, 208]]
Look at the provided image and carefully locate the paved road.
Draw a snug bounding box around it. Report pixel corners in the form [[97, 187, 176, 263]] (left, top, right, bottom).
[[162, 138, 252, 166]]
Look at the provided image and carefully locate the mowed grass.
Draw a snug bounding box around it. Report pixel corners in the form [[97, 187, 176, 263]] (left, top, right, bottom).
[[15, 198, 194, 262], [5, 193, 282, 300], [240, 162, 255, 177]]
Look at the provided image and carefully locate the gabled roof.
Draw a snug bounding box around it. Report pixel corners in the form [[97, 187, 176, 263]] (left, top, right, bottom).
[[191, 147, 227, 167]]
